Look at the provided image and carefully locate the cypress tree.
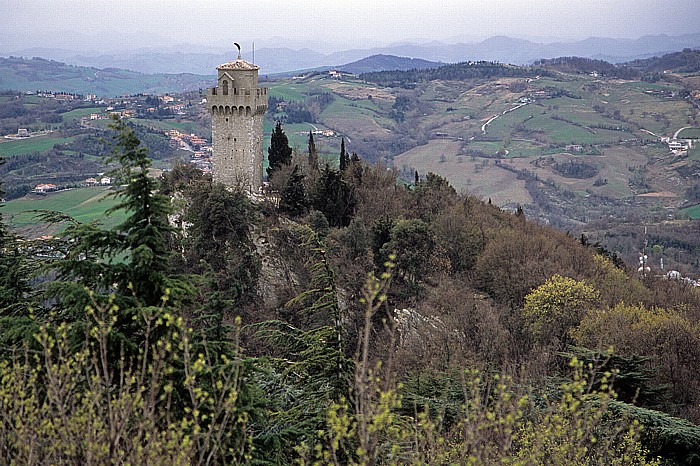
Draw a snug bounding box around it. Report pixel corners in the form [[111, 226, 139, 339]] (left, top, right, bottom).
[[267, 121, 292, 178], [308, 131, 318, 171], [280, 164, 308, 217], [339, 137, 349, 172], [312, 165, 356, 227]]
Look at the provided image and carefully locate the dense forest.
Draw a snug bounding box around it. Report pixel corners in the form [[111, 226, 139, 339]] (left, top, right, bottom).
[[360, 61, 554, 87], [361, 50, 700, 88], [627, 49, 700, 74], [2, 119, 700, 464]]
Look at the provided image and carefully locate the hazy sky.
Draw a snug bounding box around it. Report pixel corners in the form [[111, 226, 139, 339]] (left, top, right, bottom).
[[3, 0, 700, 52]]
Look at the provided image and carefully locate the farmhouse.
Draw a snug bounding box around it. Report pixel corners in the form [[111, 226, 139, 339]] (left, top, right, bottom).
[[668, 139, 693, 154], [33, 183, 57, 194]]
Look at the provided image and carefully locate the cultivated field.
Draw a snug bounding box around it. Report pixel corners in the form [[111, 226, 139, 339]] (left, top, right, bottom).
[[0, 134, 79, 157], [393, 139, 532, 205], [3, 187, 125, 238]]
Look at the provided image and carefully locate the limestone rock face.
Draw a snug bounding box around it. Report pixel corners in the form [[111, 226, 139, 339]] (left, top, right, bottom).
[[252, 228, 299, 309]]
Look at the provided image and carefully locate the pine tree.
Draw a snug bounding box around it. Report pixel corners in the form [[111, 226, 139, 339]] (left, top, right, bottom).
[[267, 121, 292, 178], [308, 130, 318, 171], [107, 117, 178, 305]]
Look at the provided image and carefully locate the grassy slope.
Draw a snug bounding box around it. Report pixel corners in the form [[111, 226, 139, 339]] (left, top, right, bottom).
[[2, 186, 125, 237], [261, 73, 695, 209], [682, 204, 700, 219], [0, 134, 77, 157], [0, 57, 213, 97]]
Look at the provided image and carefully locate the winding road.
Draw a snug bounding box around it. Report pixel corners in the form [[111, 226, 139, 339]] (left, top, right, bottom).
[[482, 102, 529, 135], [674, 126, 695, 139]]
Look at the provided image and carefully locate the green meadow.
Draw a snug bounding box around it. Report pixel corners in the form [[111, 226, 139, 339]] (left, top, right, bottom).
[[2, 187, 126, 237]]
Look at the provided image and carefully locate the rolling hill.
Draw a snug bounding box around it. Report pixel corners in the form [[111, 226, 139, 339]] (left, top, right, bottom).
[[337, 54, 443, 74], [5, 33, 700, 76], [0, 56, 213, 96]]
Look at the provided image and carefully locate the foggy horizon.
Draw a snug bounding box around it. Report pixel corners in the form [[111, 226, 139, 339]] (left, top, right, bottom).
[[2, 0, 700, 55]]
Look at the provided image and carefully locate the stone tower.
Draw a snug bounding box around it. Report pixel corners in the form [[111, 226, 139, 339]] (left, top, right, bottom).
[[207, 53, 268, 192]]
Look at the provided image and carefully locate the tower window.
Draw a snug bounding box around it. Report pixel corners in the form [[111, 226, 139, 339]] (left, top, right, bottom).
[[223, 79, 229, 95], [226, 118, 229, 122]]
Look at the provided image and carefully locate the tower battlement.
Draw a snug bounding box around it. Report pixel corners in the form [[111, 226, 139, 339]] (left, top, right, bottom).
[[207, 87, 267, 116], [208, 56, 267, 192]]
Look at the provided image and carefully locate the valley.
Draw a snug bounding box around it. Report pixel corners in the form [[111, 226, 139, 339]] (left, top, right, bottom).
[[4, 3, 700, 462], [2, 52, 700, 276]]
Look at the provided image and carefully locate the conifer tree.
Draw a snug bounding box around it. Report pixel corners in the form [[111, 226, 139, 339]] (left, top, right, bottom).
[[349, 151, 363, 185], [339, 137, 349, 172], [0, 158, 38, 350], [267, 121, 292, 178], [312, 164, 357, 227], [308, 130, 318, 171], [47, 116, 191, 346], [107, 117, 177, 305], [280, 164, 308, 217]]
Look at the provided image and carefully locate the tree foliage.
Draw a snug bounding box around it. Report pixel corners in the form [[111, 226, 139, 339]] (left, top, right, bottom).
[[311, 165, 356, 228], [524, 274, 601, 346], [4, 124, 700, 464], [279, 164, 308, 217], [44, 116, 191, 354], [380, 218, 439, 282], [307, 131, 318, 171], [267, 121, 292, 178]]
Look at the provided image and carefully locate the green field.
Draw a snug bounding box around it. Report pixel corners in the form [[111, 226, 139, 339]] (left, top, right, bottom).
[[685, 144, 700, 161], [394, 139, 532, 205], [131, 118, 210, 138], [682, 204, 700, 219], [676, 128, 700, 139], [60, 107, 103, 122], [2, 187, 126, 237], [0, 134, 77, 157], [267, 82, 310, 101]]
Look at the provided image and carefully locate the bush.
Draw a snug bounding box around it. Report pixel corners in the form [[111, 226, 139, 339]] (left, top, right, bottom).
[[524, 274, 601, 347], [0, 300, 255, 465]]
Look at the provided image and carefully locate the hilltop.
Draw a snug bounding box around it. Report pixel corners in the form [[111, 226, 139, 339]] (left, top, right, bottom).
[[337, 54, 443, 74], [3, 142, 700, 462], [0, 56, 213, 96]]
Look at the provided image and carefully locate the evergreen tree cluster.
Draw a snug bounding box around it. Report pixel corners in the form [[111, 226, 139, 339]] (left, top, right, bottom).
[[361, 61, 553, 87]]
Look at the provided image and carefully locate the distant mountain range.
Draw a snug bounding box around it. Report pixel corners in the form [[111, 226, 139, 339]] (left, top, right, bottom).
[[5, 33, 700, 75], [2, 42, 700, 97]]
